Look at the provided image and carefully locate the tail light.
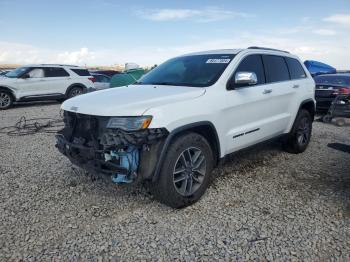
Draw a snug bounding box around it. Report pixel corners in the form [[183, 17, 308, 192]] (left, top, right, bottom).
[[332, 87, 350, 95], [88, 77, 96, 83]]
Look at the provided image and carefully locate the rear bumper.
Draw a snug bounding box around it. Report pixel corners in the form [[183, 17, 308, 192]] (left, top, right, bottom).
[[315, 97, 333, 111]]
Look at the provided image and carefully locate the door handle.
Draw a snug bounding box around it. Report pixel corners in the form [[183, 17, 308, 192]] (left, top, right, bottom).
[[292, 84, 299, 88], [263, 89, 272, 94]]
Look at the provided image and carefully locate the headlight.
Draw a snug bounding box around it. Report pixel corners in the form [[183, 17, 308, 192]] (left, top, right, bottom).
[[106, 116, 152, 131]]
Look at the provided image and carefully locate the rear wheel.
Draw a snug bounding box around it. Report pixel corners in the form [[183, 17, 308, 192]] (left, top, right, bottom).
[[67, 86, 83, 99], [0, 91, 13, 110], [150, 132, 214, 208], [322, 114, 332, 123], [283, 109, 312, 153], [335, 118, 346, 127]]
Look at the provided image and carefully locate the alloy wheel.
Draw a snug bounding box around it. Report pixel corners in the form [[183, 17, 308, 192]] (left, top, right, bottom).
[[0, 92, 11, 108], [70, 89, 82, 98], [296, 117, 311, 146], [173, 147, 207, 196]]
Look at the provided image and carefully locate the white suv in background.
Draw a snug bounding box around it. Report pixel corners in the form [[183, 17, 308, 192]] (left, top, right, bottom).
[[57, 47, 316, 208], [0, 64, 95, 109]]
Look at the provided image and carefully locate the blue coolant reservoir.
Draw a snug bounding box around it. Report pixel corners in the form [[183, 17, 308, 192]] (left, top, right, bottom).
[[110, 146, 139, 184]]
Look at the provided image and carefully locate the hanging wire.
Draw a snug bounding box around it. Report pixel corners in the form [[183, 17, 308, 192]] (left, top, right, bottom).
[[0, 116, 64, 136]]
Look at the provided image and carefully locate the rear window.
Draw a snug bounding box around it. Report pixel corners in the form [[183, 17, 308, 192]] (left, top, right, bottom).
[[71, 69, 91, 76], [45, 67, 69, 77], [262, 55, 290, 83], [285, 57, 307, 80], [314, 75, 350, 86]]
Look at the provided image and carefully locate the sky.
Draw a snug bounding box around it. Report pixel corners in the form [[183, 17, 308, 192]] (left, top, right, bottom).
[[0, 0, 350, 69]]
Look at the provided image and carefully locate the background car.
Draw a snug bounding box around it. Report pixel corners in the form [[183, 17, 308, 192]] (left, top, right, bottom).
[[0, 70, 10, 76], [0, 64, 95, 109], [91, 73, 111, 90], [89, 70, 120, 77], [314, 74, 350, 112]]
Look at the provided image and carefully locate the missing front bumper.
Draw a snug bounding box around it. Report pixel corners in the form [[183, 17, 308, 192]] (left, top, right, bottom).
[[56, 112, 169, 182]]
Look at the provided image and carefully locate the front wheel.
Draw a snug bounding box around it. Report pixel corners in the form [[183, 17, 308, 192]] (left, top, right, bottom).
[[150, 132, 214, 208], [0, 91, 14, 110], [283, 109, 312, 154]]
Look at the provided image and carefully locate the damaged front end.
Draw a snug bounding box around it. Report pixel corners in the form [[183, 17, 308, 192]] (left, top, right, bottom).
[[56, 111, 168, 184]]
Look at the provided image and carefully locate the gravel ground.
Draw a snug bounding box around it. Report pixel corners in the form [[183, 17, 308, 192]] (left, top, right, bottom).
[[0, 102, 349, 261]]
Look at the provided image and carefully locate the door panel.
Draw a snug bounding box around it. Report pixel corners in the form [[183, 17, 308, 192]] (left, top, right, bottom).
[[224, 84, 286, 153], [16, 68, 50, 98], [223, 54, 297, 154], [44, 67, 71, 94]]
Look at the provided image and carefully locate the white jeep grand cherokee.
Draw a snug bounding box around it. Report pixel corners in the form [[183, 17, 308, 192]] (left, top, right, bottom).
[[0, 64, 95, 109], [56, 47, 316, 208]]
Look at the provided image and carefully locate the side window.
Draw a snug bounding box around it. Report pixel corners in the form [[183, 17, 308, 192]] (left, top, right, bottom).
[[93, 75, 102, 82], [285, 57, 306, 79], [71, 69, 91, 76], [28, 68, 45, 78], [233, 54, 265, 85], [262, 55, 290, 83], [45, 67, 69, 77], [102, 76, 110, 83]]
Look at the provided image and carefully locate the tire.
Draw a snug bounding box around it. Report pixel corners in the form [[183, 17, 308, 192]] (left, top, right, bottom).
[[335, 118, 346, 127], [322, 114, 332, 123], [0, 90, 14, 110], [67, 86, 83, 99], [283, 109, 312, 154], [150, 132, 214, 208]]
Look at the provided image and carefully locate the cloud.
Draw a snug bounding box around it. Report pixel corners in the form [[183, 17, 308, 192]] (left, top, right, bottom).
[[1, 29, 350, 70], [324, 14, 350, 27], [0, 42, 95, 65], [137, 7, 253, 22], [313, 29, 337, 36], [56, 48, 95, 65]]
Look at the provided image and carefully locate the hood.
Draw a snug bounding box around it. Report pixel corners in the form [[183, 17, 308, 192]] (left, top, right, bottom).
[[62, 85, 206, 116], [0, 77, 15, 83]]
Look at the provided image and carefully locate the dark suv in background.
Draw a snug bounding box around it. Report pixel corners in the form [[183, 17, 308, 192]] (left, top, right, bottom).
[[314, 74, 350, 112]]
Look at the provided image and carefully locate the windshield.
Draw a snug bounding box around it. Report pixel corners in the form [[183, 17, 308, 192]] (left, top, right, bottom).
[[137, 54, 235, 87], [5, 67, 30, 78]]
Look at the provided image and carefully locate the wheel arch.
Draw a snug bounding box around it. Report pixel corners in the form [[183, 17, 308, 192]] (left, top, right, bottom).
[[299, 99, 316, 121], [152, 121, 221, 182], [0, 86, 16, 100], [65, 83, 87, 97]]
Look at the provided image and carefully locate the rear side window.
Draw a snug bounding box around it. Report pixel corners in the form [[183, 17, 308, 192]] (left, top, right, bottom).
[[100, 75, 110, 83], [234, 54, 265, 85], [285, 57, 306, 79], [45, 67, 69, 77], [71, 69, 91, 76], [262, 55, 290, 83], [93, 75, 110, 83]]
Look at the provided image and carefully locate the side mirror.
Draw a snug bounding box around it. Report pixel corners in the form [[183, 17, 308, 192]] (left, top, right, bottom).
[[235, 72, 258, 86], [22, 74, 30, 79]]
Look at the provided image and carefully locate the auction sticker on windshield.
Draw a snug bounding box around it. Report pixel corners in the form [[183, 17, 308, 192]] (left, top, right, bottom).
[[206, 59, 231, 64]]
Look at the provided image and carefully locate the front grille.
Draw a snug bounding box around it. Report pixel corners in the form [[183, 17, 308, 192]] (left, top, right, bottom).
[[63, 111, 106, 146]]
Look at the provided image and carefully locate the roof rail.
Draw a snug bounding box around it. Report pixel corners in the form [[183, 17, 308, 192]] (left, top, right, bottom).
[[247, 46, 290, 53], [40, 64, 79, 67]]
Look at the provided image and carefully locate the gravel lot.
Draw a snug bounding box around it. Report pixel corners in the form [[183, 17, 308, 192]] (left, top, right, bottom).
[[0, 102, 349, 261]]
